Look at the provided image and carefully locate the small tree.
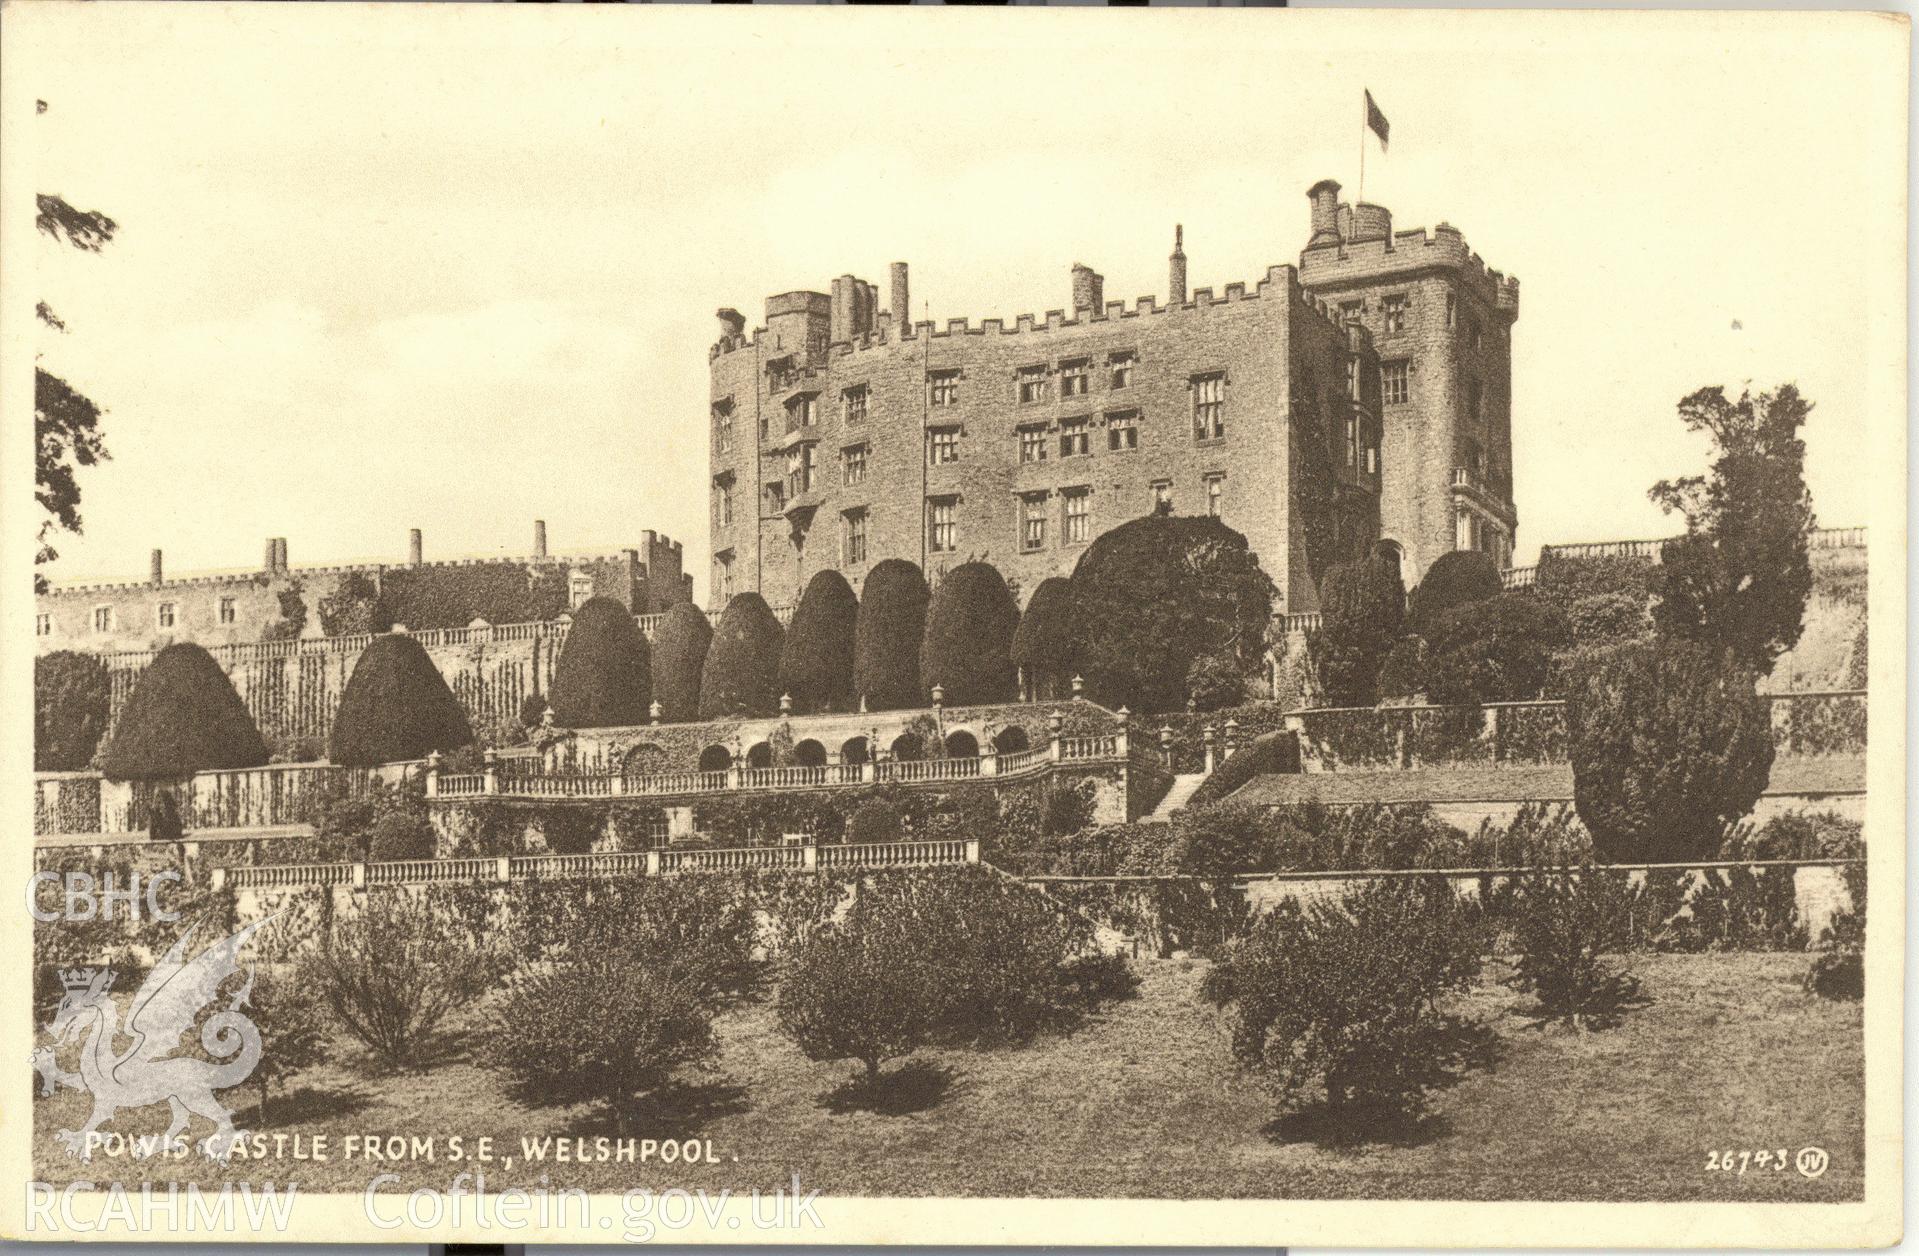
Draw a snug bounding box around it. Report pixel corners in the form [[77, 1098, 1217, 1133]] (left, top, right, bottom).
[[328, 634, 474, 767], [1566, 638, 1774, 863], [1408, 550, 1502, 637], [1650, 384, 1816, 675], [778, 922, 939, 1084], [779, 570, 859, 714], [920, 561, 1020, 706], [244, 969, 331, 1124], [1423, 592, 1572, 705], [699, 593, 785, 718], [1011, 577, 1079, 700], [1504, 868, 1642, 1029], [35, 650, 110, 771], [651, 602, 713, 723], [854, 560, 931, 711], [100, 643, 267, 781], [1309, 553, 1404, 707], [548, 596, 652, 728]]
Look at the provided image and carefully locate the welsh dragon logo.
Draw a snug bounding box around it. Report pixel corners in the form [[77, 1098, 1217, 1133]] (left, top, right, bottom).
[[35, 917, 273, 1161]]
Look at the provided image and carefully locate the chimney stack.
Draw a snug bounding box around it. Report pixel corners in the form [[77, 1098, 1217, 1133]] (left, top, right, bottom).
[[715, 308, 745, 340], [1071, 264, 1104, 316], [408, 528, 423, 567], [889, 262, 910, 329], [272, 538, 288, 572], [264, 538, 277, 571], [149, 549, 164, 586], [1169, 224, 1187, 304], [533, 519, 548, 558], [1306, 179, 1344, 249]]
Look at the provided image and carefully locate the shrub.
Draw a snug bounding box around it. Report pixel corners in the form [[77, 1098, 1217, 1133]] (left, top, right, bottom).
[[370, 561, 570, 632], [698, 593, 785, 718], [538, 807, 603, 855], [35, 650, 110, 771], [1011, 577, 1079, 700], [1504, 869, 1643, 1028], [517, 693, 550, 729], [778, 919, 940, 1083], [1185, 649, 1252, 711], [1568, 592, 1651, 648], [779, 571, 859, 714], [853, 559, 930, 712], [328, 634, 474, 768], [491, 961, 716, 1131], [1376, 635, 1427, 701], [1202, 879, 1490, 1130], [1309, 553, 1404, 707], [1041, 786, 1094, 836], [1566, 638, 1774, 862], [547, 596, 652, 728], [1845, 620, 1868, 689], [367, 810, 436, 862], [650, 602, 713, 723], [317, 571, 381, 637], [100, 643, 268, 781], [1069, 515, 1277, 713], [920, 561, 1020, 706], [846, 798, 903, 845], [1806, 857, 1865, 999], [1059, 952, 1142, 1008], [1423, 592, 1572, 705], [1409, 550, 1502, 636], [302, 892, 493, 1068], [1535, 550, 1656, 607], [242, 969, 331, 1123]]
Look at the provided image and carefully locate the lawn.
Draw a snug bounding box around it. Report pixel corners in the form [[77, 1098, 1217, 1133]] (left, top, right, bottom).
[[32, 952, 1863, 1203]]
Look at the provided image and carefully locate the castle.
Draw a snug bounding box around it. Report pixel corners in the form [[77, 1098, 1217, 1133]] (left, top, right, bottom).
[[707, 180, 1519, 610]]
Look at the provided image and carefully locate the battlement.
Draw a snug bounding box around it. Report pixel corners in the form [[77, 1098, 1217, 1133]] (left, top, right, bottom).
[[1299, 222, 1520, 318]]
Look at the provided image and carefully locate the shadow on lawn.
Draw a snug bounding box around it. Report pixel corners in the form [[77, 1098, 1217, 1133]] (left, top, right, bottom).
[[1512, 973, 1653, 1033], [820, 1061, 963, 1116], [1261, 1019, 1504, 1150], [251, 1084, 373, 1128], [561, 1081, 752, 1139]]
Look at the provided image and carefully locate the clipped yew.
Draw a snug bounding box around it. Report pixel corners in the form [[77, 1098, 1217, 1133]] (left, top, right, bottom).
[[651, 602, 713, 723], [920, 561, 1020, 706], [548, 596, 652, 728], [1011, 577, 1078, 700], [100, 643, 267, 781], [780, 570, 860, 714], [699, 593, 785, 718], [1408, 549, 1503, 637], [329, 633, 474, 767], [853, 559, 930, 712]]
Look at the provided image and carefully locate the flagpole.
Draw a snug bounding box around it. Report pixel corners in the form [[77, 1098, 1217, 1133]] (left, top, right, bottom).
[[1358, 92, 1366, 207]]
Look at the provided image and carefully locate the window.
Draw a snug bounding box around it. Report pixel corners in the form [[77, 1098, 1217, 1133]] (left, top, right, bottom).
[[35, 613, 50, 637], [1339, 299, 1365, 323], [786, 393, 818, 431], [1059, 416, 1090, 458], [1106, 410, 1139, 451], [928, 369, 959, 407], [758, 411, 772, 442], [1016, 365, 1049, 404], [928, 498, 958, 553], [569, 572, 594, 608], [1109, 352, 1136, 390], [764, 480, 786, 515], [1151, 480, 1173, 513], [1060, 359, 1090, 398], [714, 552, 735, 603], [713, 476, 735, 527], [1446, 291, 1457, 329], [841, 442, 868, 486], [842, 385, 869, 425], [1204, 474, 1224, 519], [1382, 294, 1407, 335], [1063, 488, 1092, 543], [842, 509, 868, 565], [1345, 412, 1360, 468], [92, 606, 113, 634], [928, 426, 960, 465], [218, 597, 236, 625], [1365, 428, 1380, 476], [1471, 319, 1484, 351], [785, 444, 816, 498], [156, 602, 176, 629], [1191, 373, 1225, 440], [1018, 424, 1048, 464], [1381, 360, 1410, 406], [1345, 356, 1359, 399], [712, 399, 734, 453], [1020, 493, 1048, 551]]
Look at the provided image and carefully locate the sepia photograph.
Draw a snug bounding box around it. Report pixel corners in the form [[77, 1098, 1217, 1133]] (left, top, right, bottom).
[[0, 3, 1905, 1247]]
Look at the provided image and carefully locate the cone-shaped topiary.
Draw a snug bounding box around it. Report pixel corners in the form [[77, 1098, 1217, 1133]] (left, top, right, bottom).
[[779, 571, 859, 714], [920, 561, 1019, 706], [1011, 577, 1079, 700], [1409, 549, 1502, 637], [853, 559, 930, 712], [548, 596, 653, 728], [329, 633, 475, 767], [100, 643, 268, 781], [651, 602, 714, 724], [699, 593, 786, 718]]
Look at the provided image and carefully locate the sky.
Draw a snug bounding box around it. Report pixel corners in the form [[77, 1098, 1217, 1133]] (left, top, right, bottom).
[[10, 6, 1904, 604]]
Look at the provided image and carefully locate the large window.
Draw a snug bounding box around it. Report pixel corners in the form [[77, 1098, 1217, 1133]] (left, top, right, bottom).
[[764, 481, 786, 515], [841, 443, 868, 486], [714, 551, 735, 603], [1060, 359, 1090, 398], [1059, 416, 1090, 458], [1106, 410, 1139, 451], [1018, 424, 1048, 464], [218, 597, 236, 625], [92, 606, 113, 634], [842, 385, 869, 425], [1017, 365, 1049, 405], [1381, 294, 1408, 335], [713, 476, 735, 527], [1191, 373, 1225, 441], [713, 399, 734, 453], [1020, 493, 1048, 551], [928, 498, 958, 553], [1204, 474, 1224, 519], [1063, 488, 1092, 543], [1345, 413, 1360, 468], [786, 393, 818, 431], [35, 613, 50, 637], [1381, 360, 1410, 406], [1109, 352, 1136, 390], [928, 426, 960, 465], [784, 444, 816, 498], [928, 370, 960, 407], [842, 509, 868, 566], [1151, 480, 1173, 514], [157, 602, 176, 629]]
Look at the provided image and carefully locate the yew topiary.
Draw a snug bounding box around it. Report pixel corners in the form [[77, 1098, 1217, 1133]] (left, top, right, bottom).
[[548, 597, 652, 728], [1010, 577, 1079, 700], [920, 561, 1020, 706], [780, 570, 859, 714], [328, 633, 474, 767], [99, 643, 268, 781], [35, 650, 111, 771], [1308, 553, 1404, 707], [853, 559, 930, 712], [1408, 550, 1503, 637], [651, 602, 713, 723], [699, 593, 785, 719]]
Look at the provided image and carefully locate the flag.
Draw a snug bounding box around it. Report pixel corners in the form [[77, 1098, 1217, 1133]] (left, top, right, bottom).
[[1365, 90, 1390, 149]]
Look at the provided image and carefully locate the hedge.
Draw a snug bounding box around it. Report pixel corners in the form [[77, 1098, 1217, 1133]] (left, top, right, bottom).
[[651, 602, 713, 724], [100, 643, 268, 781], [35, 650, 111, 771], [328, 633, 475, 767], [920, 561, 1019, 706], [779, 570, 859, 714], [548, 596, 652, 728], [853, 559, 929, 712], [699, 593, 785, 719]]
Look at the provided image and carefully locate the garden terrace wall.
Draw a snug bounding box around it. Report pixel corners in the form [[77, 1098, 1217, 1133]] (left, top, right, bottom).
[[33, 761, 415, 836]]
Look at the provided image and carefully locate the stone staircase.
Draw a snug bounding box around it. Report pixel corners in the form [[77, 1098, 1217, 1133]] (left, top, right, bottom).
[[1140, 772, 1208, 824]]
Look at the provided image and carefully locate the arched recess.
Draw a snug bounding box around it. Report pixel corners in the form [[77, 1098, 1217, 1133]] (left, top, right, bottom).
[[944, 729, 980, 759], [992, 726, 1031, 754], [890, 732, 925, 762], [698, 744, 732, 772], [792, 739, 827, 767]]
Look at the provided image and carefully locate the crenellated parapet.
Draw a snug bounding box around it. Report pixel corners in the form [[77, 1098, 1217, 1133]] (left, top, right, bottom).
[[1299, 223, 1520, 320]]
